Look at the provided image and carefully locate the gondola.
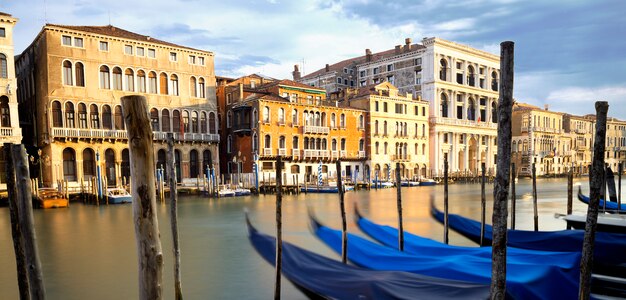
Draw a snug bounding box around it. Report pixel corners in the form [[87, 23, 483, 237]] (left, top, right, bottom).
[[578, 187, 626, 212], [310, 213, 577, 299], [245, 214, 491, 300], [430, 201, 626, 277], [562, 214, 626, 234]]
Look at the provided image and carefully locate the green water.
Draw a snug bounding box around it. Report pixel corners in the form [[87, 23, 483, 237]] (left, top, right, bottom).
[[0, 177, 616, 299]]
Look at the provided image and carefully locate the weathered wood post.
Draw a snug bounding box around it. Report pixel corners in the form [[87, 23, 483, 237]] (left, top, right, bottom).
[[395, 162, 404, 251], [532, 162, 538, 231], [121, 95, 163, 300], [443, 158, 449, 245], [166, 134, 183, 300], [511, 163, 516, 230], [567, 168, 573, 229], [491, 41, 514, 300], [480, 164, 486, 246], [336, 160, 348, 262], [4, 144, 30, 300], [274, 156, 283, 300], [12, 144, 46, 299], [579, 101, 609, 299]]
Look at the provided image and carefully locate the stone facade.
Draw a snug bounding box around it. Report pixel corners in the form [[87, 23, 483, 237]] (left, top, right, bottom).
[[16, 24, 219, 188], [606, 117, 626, 171]]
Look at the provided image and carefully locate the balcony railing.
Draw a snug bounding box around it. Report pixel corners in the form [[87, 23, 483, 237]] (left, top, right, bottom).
[[391, 154, 411, 161], [303, 125, 330, 134], [263, 148, 272, 156], [278, 148, 287, 156], [358, 151, 366, 158], [331, 150, 339, 158], [51, 127, 219, 143], [292, 149, 300, 158], [0, 128, 13, 136], [303, 149, 330, 159], [430, 117, 497, 129], [340, 150, 347, 158]]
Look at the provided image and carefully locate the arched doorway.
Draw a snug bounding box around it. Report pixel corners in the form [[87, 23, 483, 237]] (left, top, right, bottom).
[[189, 149, 199, 178], [468, 137, 478, 174], [174, 149, 181, 183], [157, 149, 167, 180], [105, 149, 116, 186], [121, 149, 130, 181], [203, 150, 212, 176]]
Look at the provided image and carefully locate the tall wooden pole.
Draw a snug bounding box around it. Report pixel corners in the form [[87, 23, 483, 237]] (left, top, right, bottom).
[[336, 160, 348, 262], [567, 168, 573, 229], [395, 162, 404, 251], [166, 134, 183, 300], [122, 95, 163, 300], [443, 158, 449, 245], [490, 41, 514, 300], [274, 156, 283, 300], [618, 162, 622, 213], [480, 164, 486, 246], [510, 163, 516, 230], [5, 144, 30, 300], [579, 101, 609, 299], [532, 162, 538, 231]]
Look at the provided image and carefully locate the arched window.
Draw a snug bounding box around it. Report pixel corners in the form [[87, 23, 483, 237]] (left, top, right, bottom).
[[467, 65, 475, 87], [90, 104, 100, 129], [172, 110, 181, 133], [65, 102, 75, 128], [422, 144, 426, 155], [491, 102, 497, 123], [114, 105, 124, 130], [63, 60, 73, 85], [375, 142, 379, 154], [105, 149, 116, 186], [75, 62, 85, 87], [191, 111, 198, 133], [122, 149, 130, 180], [190, 76, 197, 97], [491, 71, 498, 91], [99, 65, 110, 89], [208, 112, 216, 134], [83, 148, 96, 179], [374, 120, 379, 135], [358, 115, 364, 129], [182, 110, 189, 133], [161, 109, 171, 132], [341, 138, 346, 151], [252, 133, 257, 152], [512, 141, 517, 152], [321, 112, 327, 126], [198, 78, 205, 98], [264, 134, 271, 149], [112, 67, 122, 90], [467, 98, 475, 121], [52, 101, 63, 127], [148, 71, 157, 93], [170, 74, 179, 96], [102, 105, 112, 129], [340, 113, 346, 128], [359, 139, 364, 151], [331, 139, 337, 151], [159, 72, 168, 94], [384, 142, 388, 154], [137, 70, 146, 93], [226, 111, 232, 128], [124, 68, 134, 91], [78, 103, 87, 128], [292, 109, 298, 125], [278, 108, 285, 124], [440, 93, 448, 118], [329, 113, 336, 128], [62, 148, 77, 181], [0, 54, 7, 78], [200, 112, 207, 133], [383, 121, 388, 135], [439, 59, 448, 81], [156, 149, 167, 179], [422, 124, 426, 137], [292, 136, 299, 149], [262, 106, 270, 123], [189, 150, 199, 178], [279, 136, 286, 149], [150, 108, 160, 131], [0, 96, 9, 127]]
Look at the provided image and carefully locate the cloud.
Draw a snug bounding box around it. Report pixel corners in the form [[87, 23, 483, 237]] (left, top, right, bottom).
[[545, 85, 626, 119]]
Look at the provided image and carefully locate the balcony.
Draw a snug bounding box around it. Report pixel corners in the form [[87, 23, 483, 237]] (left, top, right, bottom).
[[331, 150, 339, 159], [358, 151, 366, 158], [391, 154, 411, 162], [278, 148, 287, 156], [303, 149, 330, 159], [340, 150, 347, 158], [303, 125, 330, 134], [51, 127, 220, 143], [430, 117, 497, 129], [232, 122, 252, 132], [277, 120, 286, 126], [263, 148, 272, 156], [292, 149, 300, 158]]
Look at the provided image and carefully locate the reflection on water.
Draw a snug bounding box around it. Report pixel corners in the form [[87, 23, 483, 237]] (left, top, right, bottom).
[[0, 177, 620, 299]]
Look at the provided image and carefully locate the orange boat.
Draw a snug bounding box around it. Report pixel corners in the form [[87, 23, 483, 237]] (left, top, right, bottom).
[[37, 188, 69, 209]]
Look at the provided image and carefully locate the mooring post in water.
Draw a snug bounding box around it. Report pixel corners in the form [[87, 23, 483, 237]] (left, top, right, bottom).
[[443, 158, 449, 245], [532, 162, 538, 231], [395, 162, 404, 251], [618, 162, 622, 213], [4, 144, 30, 300], [567, 168, 573, 230], [166, 134, 183, 300], [12, 144, 46, 300], [121, 95, 163, 300], [602, 164, 607, 212], [511, 163, 516, 230], [274, 156, 283, 300], [579, 101, 609, 300], [491, 41, 514, 300], [336, 160, 348, 262], [480, 164, 486, 246]]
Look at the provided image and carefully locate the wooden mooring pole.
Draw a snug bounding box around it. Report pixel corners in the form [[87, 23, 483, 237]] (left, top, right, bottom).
[[395, 162, 404, 251], [166, 134, 183, 300], [443, 158, 449, 245], [532, 162, 538, 231], [491, 41, 514, 300], [618, 162, 622, 213], [274, 156, 283, 300], [122, 95, 163, 300], [579, 101, 609, 299], [511, 163, 516, 230], [567, 168, 573, 230], [336, 160, 348, 262], [480, 164, 486, 246]]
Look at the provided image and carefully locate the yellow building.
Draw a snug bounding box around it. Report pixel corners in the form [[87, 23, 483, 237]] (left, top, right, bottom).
[[606, 117, 626, 171], [563, 114, 594, 174], [16, 24, 219, 188]]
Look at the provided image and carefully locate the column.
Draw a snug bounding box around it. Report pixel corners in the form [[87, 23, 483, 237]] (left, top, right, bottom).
[[464, 135, 469, 173]]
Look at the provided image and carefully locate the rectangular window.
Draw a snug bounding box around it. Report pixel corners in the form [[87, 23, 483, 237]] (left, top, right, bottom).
[[360, 81, 365, 87], [136, 47, 145, 56], [198, 57, 205, 65], [387, 64, 393, 72], [0, 28, 5, 38], [373, 67, 378, 75], [343, 68, 348, 74], [414, 106, 418, 115], [99, 41, 109, 51], [189, 55, 196, 64], [62, 35, 72, 46], [414, 58, 422, 65], [337, 78, 342, 84], [74, 37, 83, 48], [360, 70, 365, 77], [375, 101, 379, 112], [383, 102, 388, 112], [395, 104, 403, 114], [148, 48, 156, 58], [387, 75, 394, 85], [170, 52, 177, 62], [124, 45, 133, 55], [422, 107, 426, 116]]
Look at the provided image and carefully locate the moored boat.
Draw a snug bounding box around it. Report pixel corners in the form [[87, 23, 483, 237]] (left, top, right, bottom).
[[300, 185, 354, 193], [233, 188, 251, 196], [563, 213, 626, 234], [217, 188, 236, 197], [419, 178, 437, 186], [37, 188, 69, 209], [400, 180, 420, 187], [578, 187, 626, 212], [106, 187, 132, 204]]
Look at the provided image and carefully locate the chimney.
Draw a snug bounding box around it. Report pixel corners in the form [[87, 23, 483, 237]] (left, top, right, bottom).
[[404, 38, 412, 52], [238, 83, 243, 101], [325, 64, 330, 72], [292, 64, 301, 81], [544, 104, 549, 111], [365, 49, 372, 62], [395, 45, 401, 54]]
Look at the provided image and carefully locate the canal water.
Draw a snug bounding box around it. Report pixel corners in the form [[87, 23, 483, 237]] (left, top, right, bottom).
[[0, 177, 620, 299]]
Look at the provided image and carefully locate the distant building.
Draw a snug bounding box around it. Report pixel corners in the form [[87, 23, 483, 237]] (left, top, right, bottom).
[[16, 24, 219, 188], [563, 114, 594, 174], [606, 117, 626, 171]]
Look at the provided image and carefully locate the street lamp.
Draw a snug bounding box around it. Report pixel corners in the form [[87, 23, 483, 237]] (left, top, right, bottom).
[[30, 149, 49, 188]]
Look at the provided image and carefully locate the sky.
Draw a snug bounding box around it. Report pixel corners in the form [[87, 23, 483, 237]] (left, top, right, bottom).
[[2, 0, 625, 119]]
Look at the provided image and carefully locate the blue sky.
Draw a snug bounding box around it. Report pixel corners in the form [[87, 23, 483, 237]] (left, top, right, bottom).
[[3, 0, 625, 119]]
